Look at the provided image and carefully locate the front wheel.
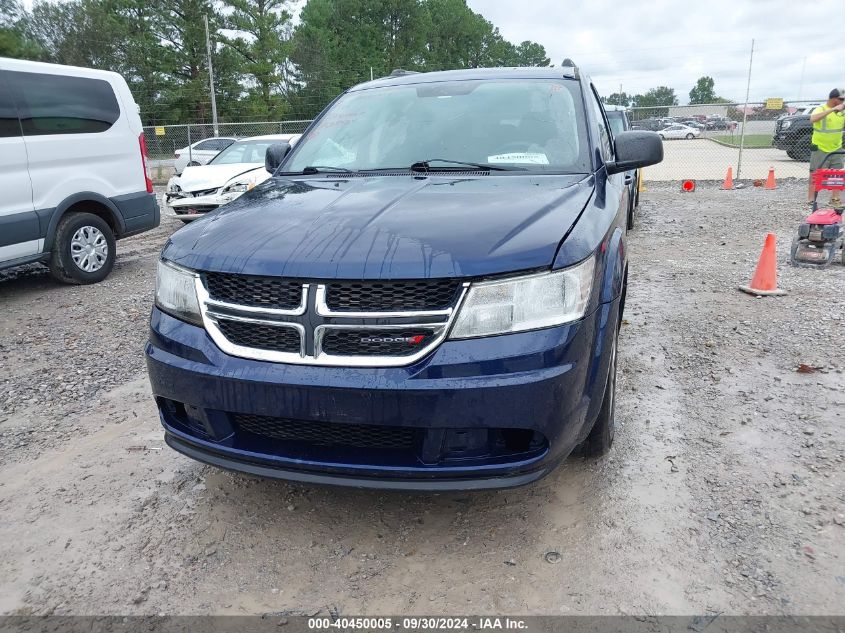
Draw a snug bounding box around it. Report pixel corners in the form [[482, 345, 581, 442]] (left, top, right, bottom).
[[583, 334, 618, 457], [49, 212, 116, 284], [789, 144, 811, 161], [685, 133, 695, 140]]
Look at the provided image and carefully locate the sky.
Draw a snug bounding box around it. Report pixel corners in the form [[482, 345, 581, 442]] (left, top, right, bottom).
[[465, 0, 832, 105]]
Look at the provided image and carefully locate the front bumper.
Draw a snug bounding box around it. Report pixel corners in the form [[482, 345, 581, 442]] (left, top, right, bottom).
[[145, 300, 619, 490], [772, 132, 803, 151], [165, 191, 243, 221]]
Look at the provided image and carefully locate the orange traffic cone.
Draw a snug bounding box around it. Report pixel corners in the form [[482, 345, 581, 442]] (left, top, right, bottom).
[[764, 167, 776, 189], [739, 233, 786, 296], [721, 167, 734, 190]]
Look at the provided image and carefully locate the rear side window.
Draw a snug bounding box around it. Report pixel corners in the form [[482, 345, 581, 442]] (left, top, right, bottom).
[[7, 70, 120, 136], [195, 138, 233, 151], [0, 73, 22, 138], [195, 139, 221, 151]]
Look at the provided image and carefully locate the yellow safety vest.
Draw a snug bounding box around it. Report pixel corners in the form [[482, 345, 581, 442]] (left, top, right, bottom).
[[811, 105, 845, 153]]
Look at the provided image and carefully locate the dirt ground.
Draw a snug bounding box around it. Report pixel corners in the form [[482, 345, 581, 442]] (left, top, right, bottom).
[[0, 182, 843, 617]]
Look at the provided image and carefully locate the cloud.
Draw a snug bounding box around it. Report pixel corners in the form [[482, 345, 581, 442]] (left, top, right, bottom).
[[467, 0, 836, 104]]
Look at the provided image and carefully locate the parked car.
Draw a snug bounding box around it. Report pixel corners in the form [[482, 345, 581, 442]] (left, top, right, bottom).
[[145, 66, 663, 490], [174, 136, 237, 174], [772, 105, 828, 161], [604, 105, 640, 229], [681, 120, 706, 130], [0, 57, 159, 283], [165, 134, 301, 221], [705, 116, 736, 131], [632, 118, 665, 132], [659, 124, 701, 140]]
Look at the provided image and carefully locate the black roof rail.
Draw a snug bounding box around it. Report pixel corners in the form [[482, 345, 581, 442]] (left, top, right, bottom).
[[389, 68, 419, 77]]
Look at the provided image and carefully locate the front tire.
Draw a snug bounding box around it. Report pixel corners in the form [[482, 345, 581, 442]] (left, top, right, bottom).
[[49, 212, 116, 284], [583, 331, 618, 457], [685, 133, 695, 140]]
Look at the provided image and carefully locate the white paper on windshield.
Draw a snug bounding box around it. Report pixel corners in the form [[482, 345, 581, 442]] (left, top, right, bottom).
[[487, 152, 550, 165]]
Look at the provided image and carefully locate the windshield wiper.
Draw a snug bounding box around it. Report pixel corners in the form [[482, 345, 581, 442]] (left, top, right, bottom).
[[410, 159, 525, 172], [300, 165, 356, 174]]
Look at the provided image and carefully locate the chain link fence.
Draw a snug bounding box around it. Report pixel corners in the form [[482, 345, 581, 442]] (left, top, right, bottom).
[[143, 101, 822, 184], [144, 120, 313, 181], [629, 100, 820, 182]]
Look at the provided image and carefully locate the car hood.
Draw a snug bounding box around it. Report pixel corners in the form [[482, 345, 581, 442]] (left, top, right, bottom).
[[163, 174, 594, 279], [778, 114, 809, 123], [175, 164, 264, 192]]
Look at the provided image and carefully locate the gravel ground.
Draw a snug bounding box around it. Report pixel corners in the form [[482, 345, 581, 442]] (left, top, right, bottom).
[[0, 182, 843, 616]]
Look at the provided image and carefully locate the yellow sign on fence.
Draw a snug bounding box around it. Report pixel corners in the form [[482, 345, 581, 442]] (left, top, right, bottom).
[[765, 98, 784, 110], [154, 126, 166, 136]]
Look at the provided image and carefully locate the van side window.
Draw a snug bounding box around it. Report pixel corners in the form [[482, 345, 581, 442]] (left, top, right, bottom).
[[0, 74, 22, 138], [7, 71, 120, 136], [588, 87, 613, 162]]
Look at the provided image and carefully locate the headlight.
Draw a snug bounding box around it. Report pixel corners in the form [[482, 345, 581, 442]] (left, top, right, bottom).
[[449, 256, 595, 339], [222, 179, 256, 194], [781, 121, 792, 130], [155, 260, 202, 325]]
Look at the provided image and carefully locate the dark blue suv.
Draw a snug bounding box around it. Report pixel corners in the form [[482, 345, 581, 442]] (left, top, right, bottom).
[[145, 66, 662, 490]]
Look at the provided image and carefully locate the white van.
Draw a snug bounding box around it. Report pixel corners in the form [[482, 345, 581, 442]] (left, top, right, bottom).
[[0, 57, 159, 283]]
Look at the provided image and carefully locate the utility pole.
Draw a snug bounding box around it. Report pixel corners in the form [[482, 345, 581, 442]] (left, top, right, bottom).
[[736, 38, 754, 180], [204, 14, 219, 136], [797, 56, 807, 101], [370, 67, 374, 81]]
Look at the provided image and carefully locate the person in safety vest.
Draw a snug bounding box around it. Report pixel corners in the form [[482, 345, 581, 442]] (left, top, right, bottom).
[[808, 88, 845, 206]]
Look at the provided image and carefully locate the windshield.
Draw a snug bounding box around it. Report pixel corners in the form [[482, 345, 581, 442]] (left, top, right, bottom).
[[286, 79, 589, 173], [605, 111, 626, 137], [210, 140, 280, 165]]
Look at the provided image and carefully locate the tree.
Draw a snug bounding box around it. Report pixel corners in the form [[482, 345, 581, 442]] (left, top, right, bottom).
[[604, 92, 631, 107], [0, 0, 46, 58], [689, 76, 716, 104], [634, 86, 678, 107], [424, 0, 492, 70], [221, 0, 293, 119], [506, 40, 549, 67], [632, 86, 678, 117], [8, 0, 559, 123], [289, 0, 432, 118], [423, 0, 547, 69]]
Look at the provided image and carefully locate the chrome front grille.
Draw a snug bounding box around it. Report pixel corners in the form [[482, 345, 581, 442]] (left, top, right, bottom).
[[198, 275, 468, 367]]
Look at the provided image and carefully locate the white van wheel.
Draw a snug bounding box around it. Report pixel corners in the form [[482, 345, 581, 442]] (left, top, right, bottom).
[[49, 212, 116, 284]]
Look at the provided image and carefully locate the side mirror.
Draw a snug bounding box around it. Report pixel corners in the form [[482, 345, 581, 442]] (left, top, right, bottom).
[[606, 131, 663, 175], [265, 142, 292, 173]]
